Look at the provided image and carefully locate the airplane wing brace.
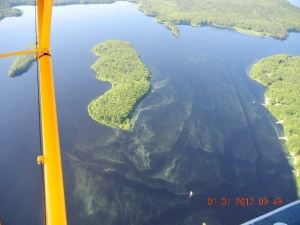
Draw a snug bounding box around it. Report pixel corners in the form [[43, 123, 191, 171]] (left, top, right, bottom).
[[0, 0, 68, 224]]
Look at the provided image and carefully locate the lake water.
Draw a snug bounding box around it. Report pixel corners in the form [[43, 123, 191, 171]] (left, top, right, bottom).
[[288, 0, 300, 7], [0, 2, 300, 225]]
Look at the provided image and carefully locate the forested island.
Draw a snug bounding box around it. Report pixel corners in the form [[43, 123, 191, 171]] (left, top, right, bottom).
[[250, 54, 300, 192], [8, 43, 36, 77], [88, 40, 151, 131], [1, 0, 300, 39]]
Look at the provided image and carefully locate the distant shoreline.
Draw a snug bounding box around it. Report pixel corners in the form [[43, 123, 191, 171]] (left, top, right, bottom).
[[1, 0, 300, 39], [156, 18, 300, 40]]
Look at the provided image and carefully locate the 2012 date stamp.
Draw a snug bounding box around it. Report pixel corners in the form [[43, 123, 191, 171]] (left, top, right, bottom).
[[207, 197, 283, 206]]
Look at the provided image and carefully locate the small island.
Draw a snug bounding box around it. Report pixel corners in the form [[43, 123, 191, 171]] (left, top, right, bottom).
[[250, 54, 300, 194], [88, 40, 151, 131], [8, 43, 36, 77]]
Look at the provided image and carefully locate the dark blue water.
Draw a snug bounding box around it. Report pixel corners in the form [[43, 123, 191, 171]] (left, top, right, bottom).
[[0, 2, 300, 224]]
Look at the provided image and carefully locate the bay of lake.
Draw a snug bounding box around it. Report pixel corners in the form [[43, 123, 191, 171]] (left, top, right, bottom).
[[0, 2, 300, 224]]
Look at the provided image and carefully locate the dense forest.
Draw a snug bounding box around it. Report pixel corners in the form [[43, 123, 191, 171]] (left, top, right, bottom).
[[1, 0, 300, 39], [138, 0, 300, 39], [8, 43, 36, 77], [88, 40, 151, 130], [250, 54, 300, 192]]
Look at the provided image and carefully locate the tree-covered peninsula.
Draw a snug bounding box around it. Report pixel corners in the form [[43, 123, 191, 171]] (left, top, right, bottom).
[[88, 40, 151, 131], [250, 54, 300, 193], [138, 0, 300, 39], [8, 43, 36, 77], [1, 0, 300, 39]]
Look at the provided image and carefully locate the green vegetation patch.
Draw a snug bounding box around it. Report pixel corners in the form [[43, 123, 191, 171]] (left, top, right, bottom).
[[164, 21, 179, 37], [0, 0, 33, 22], [138, 0, 300, 39], [250, 54, 300, 194], [8, 42, 36, 77], [88, 40, 151, 131], [0, 5, 22, 21]]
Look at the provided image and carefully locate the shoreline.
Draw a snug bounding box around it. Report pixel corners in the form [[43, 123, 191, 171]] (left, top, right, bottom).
[[160, 21, 293, 40], [250, 54, 300, 196]]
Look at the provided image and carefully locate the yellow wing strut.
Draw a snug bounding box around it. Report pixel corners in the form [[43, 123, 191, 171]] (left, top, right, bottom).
[[0, 0, 68, 224]]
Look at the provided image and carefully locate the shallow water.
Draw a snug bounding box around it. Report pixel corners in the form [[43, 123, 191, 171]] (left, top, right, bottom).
[[0, 2, 300, 224]]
